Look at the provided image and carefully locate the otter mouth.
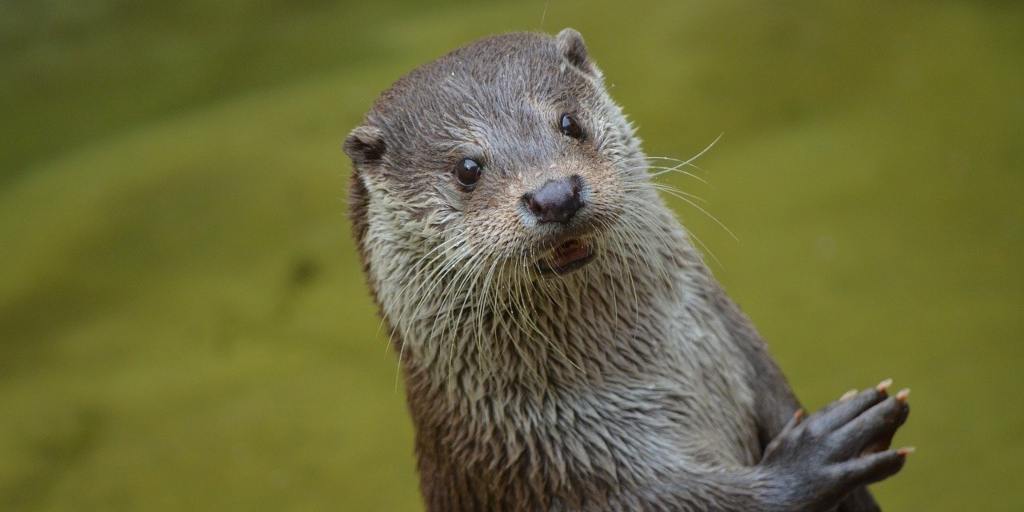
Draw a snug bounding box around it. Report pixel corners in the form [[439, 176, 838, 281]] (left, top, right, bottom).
[[538, 238, 595, 275]]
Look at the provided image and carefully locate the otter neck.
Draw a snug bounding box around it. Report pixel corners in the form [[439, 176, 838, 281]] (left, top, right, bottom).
[[385, 217, 712, 392]]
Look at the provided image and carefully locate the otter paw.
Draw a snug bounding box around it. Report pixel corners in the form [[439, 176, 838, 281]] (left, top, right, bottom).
[[760, 380, 912, 510]]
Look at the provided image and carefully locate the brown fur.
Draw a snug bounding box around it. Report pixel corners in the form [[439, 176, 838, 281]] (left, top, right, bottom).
[[343, 29, 905, 512]]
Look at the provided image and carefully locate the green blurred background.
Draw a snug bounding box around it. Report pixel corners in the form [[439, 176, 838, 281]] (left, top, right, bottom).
[[1, 0, 1021, 510]]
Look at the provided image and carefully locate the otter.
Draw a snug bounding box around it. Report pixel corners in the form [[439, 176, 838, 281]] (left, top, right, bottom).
[[343, 29, 911, 512]]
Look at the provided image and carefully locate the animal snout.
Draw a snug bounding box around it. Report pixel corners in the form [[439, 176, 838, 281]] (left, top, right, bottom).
[[522, 175, 585, 224]]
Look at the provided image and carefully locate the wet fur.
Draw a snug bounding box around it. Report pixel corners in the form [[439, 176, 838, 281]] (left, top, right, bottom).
[[345, 30, 889, 511]]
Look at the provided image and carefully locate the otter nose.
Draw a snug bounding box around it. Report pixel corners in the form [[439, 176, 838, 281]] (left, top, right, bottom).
[[523, 175, 584, 224]]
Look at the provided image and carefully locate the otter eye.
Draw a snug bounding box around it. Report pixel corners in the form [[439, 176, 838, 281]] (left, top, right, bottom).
[[455, 158, 482, 188], [559, 113, 584, 140]]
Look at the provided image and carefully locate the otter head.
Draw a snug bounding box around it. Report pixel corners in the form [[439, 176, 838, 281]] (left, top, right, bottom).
[[344, 29, 677, 367]]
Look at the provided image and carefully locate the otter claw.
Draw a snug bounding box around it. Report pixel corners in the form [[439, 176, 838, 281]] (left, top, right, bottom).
[[760, 381, 911, 511]]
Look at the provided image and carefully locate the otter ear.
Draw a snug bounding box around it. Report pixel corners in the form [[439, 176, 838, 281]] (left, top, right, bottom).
[[344, 125, 385, 166], [556, 28, 597, 76]]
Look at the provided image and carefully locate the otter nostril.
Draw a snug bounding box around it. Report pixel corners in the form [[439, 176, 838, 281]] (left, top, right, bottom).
[[570, 174, 584, 204], [522, 192, 541, 216], [524, 176, 585, 224]]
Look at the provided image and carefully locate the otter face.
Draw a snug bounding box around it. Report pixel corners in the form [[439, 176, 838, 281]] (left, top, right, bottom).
[[345, 29, 674, 349], [347, 28, 661, 271]]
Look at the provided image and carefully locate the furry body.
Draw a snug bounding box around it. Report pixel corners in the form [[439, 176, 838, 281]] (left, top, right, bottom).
[[344, 29, 908, 512]]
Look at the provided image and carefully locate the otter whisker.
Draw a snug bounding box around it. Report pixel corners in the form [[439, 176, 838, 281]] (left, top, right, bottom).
[[599, 195, 674, 288], [613, 228, 641, 327], [385, 234, 468, 341], [505, 250, 542, 378], [685, 228, 724, 270], [447, 255, 492, 381], [473, 255, 503, 373], [592, 219, 620, 323], [644, 158, 709, 175], [602, 225, 632, 325], [435, 252, 489, 387], [435, 248, 486, 338], [647, 183, 709, 205], [623, 160, 708, 184], [643, 164, 709, 184], [611, 214, 669, 293], [625, 178, 739, 242], [403, 250, 475, 385], [486, 257, 521, 376], [515, 246, 582, 375], [411, 243, 471, 333], [400, 247, 469, 360], [389, 235, 473, 390], [645, 155, 710, 170], [646, 133, 722, 177], [488, 256, 517, 346], [392, 234, 467, 321]]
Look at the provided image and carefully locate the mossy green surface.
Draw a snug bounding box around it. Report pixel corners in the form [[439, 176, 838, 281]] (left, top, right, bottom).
[[1, 1, 1021, 510]]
